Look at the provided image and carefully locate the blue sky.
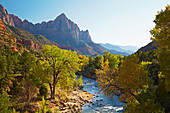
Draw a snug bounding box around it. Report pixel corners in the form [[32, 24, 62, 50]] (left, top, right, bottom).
[[0, 0, 169, 47]]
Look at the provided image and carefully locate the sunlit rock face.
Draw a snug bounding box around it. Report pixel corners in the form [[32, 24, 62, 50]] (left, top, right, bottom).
[[0, 4, 108, 56]]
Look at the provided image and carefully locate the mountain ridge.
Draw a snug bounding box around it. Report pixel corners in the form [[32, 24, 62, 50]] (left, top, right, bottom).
[[0, 4, 139, 56], [99, 43, 139, 55], [0, 4, 109, 56]]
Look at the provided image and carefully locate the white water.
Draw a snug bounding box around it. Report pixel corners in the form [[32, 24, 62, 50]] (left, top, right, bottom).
[[79, 76, 124, 113]]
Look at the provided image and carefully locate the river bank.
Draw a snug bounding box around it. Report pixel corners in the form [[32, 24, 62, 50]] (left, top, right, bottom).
[[51, 89, 93, 113]]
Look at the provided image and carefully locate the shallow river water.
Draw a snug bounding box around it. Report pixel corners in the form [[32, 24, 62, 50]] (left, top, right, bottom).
[[80, 76, 124, 113]]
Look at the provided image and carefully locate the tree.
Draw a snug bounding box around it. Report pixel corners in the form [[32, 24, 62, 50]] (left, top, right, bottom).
[[29, 60, 52, 99], [30, 60, 52, 87], [150, 5, 170, 112], [103, 51, 120, 69], [19, 51, 36, 101], [97, 55, 152, 103], [42, 45, 80, 99], [78, 55, 89, 71], [94, 55, 103, 69], [150, 5, 170, 91], [0, 47, 16, 90]]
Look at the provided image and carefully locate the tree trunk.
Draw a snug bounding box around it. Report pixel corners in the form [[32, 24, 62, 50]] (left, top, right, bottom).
[[49, 83, 53, 99], [51, 61, 56, 99], [26, 78, 29, 101], [52, 74, 56, 99]]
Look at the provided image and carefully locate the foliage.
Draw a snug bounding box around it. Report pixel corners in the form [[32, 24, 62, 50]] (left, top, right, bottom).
[[39, 85, 48, 98], [96, 60, 117, 96], [96, 54, 164, 112], [103, 51, 120, 69], [30, 60, 52, 86], [94, 55, 103, 69], [19, 51, 37, 101], [35, 97, 50, 113], [150, 5, 170, 91], [97, 55, 152, 102], [0, 89, 12, 113], [42, 45, 81, 99], [78, 55, 89, 70], [0, 47, 16, 89]]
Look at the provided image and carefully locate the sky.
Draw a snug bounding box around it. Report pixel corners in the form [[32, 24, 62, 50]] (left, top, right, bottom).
[[0, 0, 169, 48]]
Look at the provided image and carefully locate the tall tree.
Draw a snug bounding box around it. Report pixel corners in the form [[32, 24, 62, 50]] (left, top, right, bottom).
[[42, 45, 80, 99], [0, 47, 16, 90], [19, 51, 36, 101], [150, 5, 170, 91]]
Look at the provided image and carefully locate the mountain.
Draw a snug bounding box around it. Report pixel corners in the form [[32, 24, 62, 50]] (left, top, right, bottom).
[[118, 45, 139, 52], [0, 4, 107, 56], [109, 50, 130, 56], [137, 41, 157, 52], [0, 18, 59, 51], [99, 43, 139, 55]]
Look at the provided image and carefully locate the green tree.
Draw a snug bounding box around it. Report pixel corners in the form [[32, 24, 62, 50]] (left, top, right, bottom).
[[30, 60, 52, 87], [96, 55, 155, 112], [0, 47, 16, 90], [150, 5, 170, 91], [78, 55, 89, 71], [42, 45, 80, 99], [94, 55, 103, 69], [19, 51, 36, 101]]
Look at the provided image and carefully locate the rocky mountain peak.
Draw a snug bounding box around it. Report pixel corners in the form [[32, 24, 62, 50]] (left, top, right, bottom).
[[59, 13, 67, 18], [54, 13, 68, 22], [0, 4, 15, 26], [0, 5, 101, 56], [0, 4, 7, 15]]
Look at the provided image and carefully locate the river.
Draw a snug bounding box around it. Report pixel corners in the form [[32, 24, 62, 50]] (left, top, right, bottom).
[[79, 76, 124, 113]]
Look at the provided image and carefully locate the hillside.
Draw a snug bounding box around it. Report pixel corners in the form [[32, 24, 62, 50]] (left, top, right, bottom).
[[137, 41, 157, 52], [0, 18, 60, 52]]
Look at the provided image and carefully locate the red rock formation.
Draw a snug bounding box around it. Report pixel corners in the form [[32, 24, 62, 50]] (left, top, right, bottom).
[[0, 19, 5, 31], [0, 4, 107, 56], [0, 4, 15, 26], [22, 39, 34, 48], [11, 46, 19, 52], [0, 19, 6, 38]]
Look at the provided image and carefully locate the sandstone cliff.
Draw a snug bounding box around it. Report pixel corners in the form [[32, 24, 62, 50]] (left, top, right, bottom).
[[0, 4, 107, 56]]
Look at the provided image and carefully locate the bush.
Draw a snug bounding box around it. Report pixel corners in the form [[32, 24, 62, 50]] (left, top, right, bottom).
[[39, 85, 48, 98], [0, 89, 12, 113]]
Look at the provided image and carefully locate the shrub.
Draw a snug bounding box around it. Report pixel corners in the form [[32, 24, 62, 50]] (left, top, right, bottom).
[[39, 85, 48, 98]]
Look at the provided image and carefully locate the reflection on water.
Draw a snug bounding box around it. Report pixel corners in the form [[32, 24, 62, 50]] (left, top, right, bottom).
[[80, 76, 124, 113]]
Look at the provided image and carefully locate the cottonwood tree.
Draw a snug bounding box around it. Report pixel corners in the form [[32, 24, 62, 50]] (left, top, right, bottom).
[[150, 5, 170, 112], [150, 5, 170, 91], [103, 51, 120, 69], [96, 55, 157, 112], [42, 45, 80, 99]]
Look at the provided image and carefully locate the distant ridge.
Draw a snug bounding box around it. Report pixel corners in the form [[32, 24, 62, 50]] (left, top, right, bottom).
[[99, 43, 139, 55]]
